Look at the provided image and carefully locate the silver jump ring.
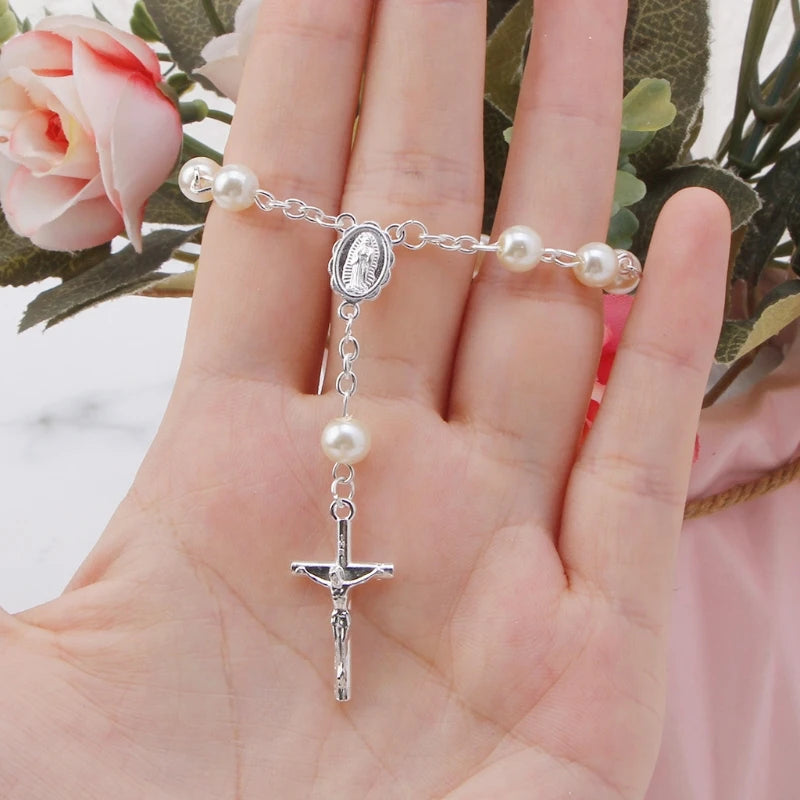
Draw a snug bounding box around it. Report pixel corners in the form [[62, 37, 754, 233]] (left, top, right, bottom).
[[336, 371, 358, 396], [330, 498, 356, 521]]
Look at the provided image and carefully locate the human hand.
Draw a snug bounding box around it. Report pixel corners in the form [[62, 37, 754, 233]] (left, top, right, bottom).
[[0, 1, 730, 798]]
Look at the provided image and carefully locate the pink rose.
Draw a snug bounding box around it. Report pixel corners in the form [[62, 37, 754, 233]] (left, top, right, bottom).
[[197, 0, 261, 101], [0, 16, 182, 252]]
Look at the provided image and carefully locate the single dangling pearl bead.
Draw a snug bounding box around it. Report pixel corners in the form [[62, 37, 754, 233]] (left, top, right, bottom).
[[178, 157, 219, 203], [321, 417, 371, 465], [605, 251, 642, 295], [573, 242, 620, 288], [497, 225, 544, 272], [212, 164, 259, 211]]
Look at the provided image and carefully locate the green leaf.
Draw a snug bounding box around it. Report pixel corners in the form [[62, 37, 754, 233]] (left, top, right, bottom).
[[715, 279, 800, 363], [485, 0, 531, 120], [488, 0, 520, 34], [608, 207, 640, 251], [167, 72, 196, 96], [19, 227, 201, 331], [0, 8, 18, 42], [614, 169, 647, 213], [130, 0, 161, 42], [624, 0, 710, 178], [483, 99, 511, 234], [734, 142, 800, 283], [91, 3, 111, 23], [142, 0, 239, 76], [0, 212, 112, 287], [631, 160, 761, 261], [727, 0, 780, 159], [622, 78, 677, 132], [620, 129, 656, 158], [143, 269, 196, 296], [145, 180, 210, 225]]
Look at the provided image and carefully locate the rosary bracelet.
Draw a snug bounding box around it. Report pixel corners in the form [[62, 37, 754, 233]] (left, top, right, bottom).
[[179, 157, 642, 701]]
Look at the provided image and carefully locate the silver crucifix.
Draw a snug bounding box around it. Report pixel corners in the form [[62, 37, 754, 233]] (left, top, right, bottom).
[[291, 512, 393, 701]]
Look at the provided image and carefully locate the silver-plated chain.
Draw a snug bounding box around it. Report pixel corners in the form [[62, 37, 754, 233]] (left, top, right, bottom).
[[253, 189, 641, 278], [254, 191, 357, 234], [330, 301, 361, 519]]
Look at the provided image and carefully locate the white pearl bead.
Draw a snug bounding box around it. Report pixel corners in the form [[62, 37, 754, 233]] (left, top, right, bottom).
[[605, 252, 642, 295], [573, 242, 620, 288], [321, 417, 371, 465], [178, 157, 219, 203], [497, 225, 544, 272], [212, 164, 259, 212]]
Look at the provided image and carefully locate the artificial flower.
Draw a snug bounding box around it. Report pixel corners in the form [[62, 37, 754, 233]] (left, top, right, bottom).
[[0, 16, 182, 251], [197, 0, 261, 101]]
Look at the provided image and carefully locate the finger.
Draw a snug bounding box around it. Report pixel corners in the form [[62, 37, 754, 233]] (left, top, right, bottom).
[[449, 0, 627, 527], [182, 1, 373, 392], [561, 189, 731, 625], [326, 0, 486, 410]]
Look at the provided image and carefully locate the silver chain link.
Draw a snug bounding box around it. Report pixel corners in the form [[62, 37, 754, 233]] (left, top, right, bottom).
[[330, 301, 361, 517], [252, 190, 642, 278]]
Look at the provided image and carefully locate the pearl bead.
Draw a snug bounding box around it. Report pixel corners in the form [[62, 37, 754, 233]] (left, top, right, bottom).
[[212, 164, 259, 211], [605, 252, 642, 295], [178, 157, 219, 203], [497, 225, 543, 272], [321, 417, 371, 465], [573, 242, 620, 288]]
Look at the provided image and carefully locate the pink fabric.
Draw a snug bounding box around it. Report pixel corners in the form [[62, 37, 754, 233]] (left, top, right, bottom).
[[647, 331, 800, 798]]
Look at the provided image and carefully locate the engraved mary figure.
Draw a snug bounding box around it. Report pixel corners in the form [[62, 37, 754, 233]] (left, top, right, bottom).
[[342, 231, 380, 295]]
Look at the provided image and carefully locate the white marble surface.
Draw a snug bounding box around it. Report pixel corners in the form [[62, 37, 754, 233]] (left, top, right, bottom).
[[0, 1, 794, 612]]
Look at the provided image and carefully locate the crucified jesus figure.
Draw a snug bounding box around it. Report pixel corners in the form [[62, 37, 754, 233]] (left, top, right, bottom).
[[291, 517, 394, 700]]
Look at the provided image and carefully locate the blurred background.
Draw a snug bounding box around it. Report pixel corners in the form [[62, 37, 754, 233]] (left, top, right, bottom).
[[0, 0, 795, 612]]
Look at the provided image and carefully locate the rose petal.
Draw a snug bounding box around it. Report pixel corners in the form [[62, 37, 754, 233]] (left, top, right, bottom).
[[36, 15, 161, 83], [0, 31, 73, 76], [30, 192, 123, 251], [0, 77, 34, 138], [198, 0, 261, 100], [52, 115, 99, 180], [109, 74, 181, 250], [70, 40, 130, 214], [196, 53, 246, 102], [8, 109, 67, 173], [2, 166, 106, 234], [72, 39, 180, 250], [0, 153, 18, 193], [7, 66, 91, 130], [2, 166, 122, 250]]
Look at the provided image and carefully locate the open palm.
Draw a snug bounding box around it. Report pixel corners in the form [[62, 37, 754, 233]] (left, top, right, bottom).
[[0, 1, 730, 798]]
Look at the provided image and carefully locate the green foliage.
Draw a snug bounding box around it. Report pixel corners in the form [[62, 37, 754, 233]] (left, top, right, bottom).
[[130, 1, 161, 42], [142, 0, 239, 75], [716, 280, 800, 363], [622, 78, 677, 132], [631, 161, 761, 261], [609, 79, 677, 247], [608, 208, 640, 251], [145, 180, 210, 225], [483, 101, 511, 235], [20, 227, 201, 331], [612, 171, 647, 216], [91, 3, 111, 23], [624, 0, 710, 178], [734, 142, 800, 283], [0, 5, 17, 42], [485, 0, 531, 121], [167, 73, 196, 97]]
